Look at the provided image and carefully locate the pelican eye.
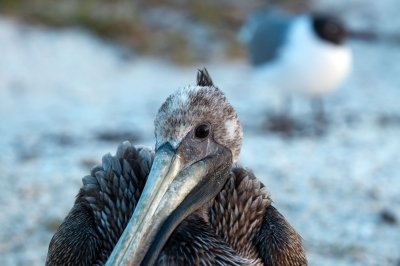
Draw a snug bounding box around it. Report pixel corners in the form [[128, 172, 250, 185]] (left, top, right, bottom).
[[194, 123, 210, 139], [326, 23, 338, 34]]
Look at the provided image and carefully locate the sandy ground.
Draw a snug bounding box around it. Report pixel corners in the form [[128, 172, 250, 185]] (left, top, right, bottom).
[[0, 5, 400, 265]]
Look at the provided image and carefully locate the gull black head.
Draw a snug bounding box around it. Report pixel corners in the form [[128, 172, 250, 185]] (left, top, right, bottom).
[[312, 14, 347, 45], [107, 68, 243, 266]]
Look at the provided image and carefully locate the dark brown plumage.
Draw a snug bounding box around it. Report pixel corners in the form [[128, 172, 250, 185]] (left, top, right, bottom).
[[46, 144, 153, 265], [46, 69, 307, 266]]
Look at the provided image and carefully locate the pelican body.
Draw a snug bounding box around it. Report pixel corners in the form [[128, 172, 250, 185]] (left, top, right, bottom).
[[46, 69, 307, 265]]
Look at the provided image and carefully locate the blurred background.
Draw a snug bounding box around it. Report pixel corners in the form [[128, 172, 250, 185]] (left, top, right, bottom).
[[0, 0, 399, 265]]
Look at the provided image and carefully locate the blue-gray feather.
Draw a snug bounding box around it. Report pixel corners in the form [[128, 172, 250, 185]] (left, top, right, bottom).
[[241, 9, 294, 65]]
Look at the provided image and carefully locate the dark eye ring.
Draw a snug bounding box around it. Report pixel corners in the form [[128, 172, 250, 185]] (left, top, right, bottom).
[[194, 123, 210, 139]]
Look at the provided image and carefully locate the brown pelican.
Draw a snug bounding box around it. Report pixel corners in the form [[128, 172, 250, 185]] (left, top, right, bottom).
[[46, 69, 307, 265]]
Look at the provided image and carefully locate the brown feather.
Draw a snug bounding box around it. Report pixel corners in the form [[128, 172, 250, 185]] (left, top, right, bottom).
[[46, 69, 307, 266]]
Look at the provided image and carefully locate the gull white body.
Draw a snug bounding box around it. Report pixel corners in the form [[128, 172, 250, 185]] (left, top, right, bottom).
[[245, 14, 352, 97]]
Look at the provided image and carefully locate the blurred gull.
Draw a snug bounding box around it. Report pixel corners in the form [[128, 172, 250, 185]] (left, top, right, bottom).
[[240, 9, 352, 129]]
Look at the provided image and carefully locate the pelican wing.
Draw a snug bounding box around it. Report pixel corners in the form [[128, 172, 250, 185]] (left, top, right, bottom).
[[256, 205, 307, 265], [158, 214, 253, 265], [209, 167, 307, 265], [46, 141, 154, 266]]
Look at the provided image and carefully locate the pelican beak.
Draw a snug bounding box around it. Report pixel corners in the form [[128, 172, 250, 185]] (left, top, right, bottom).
[[105, 143, 220, 266]]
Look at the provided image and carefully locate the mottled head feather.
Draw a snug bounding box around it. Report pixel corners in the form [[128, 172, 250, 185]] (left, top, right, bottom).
[[197, 68, 214, 87], [154, 69, 243, 162]]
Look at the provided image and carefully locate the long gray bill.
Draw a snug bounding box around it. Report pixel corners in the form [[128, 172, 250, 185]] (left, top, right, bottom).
[[105, 144, 209, 265]]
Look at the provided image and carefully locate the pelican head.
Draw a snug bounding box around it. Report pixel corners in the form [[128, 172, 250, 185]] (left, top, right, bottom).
[[107, 69, 243, 266]]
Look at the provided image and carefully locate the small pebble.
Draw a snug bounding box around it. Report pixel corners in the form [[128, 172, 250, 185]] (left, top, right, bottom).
[[379, 209, 398, 225]]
